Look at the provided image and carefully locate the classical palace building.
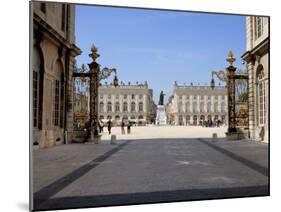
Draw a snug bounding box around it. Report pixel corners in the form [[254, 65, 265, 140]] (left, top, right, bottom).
[[166, 82, 228, 126], [98, 81, 156, 125], [242, 16, 269, 142], [32, 2, 81, 148]]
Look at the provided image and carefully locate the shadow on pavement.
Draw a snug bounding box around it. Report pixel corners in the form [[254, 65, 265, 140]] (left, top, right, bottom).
[[34, 141, 131, 208], [35, 185, 269, 211], [33, 137, 269, 211], [197, 138, 269, 177]]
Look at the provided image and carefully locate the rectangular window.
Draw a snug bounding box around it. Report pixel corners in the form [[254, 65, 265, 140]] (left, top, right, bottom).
[[255, 17, 263, 39], [40, 3, 46, 13], [54, 80, 60, 126], [139, 103, 143, 112], [33, 71, 39, 127], [61, 4, 66, 31]]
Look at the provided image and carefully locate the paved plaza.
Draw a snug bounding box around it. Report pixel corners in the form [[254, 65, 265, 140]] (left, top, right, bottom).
[[33, 126, 269, 210]]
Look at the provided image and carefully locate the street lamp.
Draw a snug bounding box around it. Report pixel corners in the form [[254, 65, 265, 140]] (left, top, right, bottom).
[[113, 74, 119, 87], [210, 77, 215, 89]]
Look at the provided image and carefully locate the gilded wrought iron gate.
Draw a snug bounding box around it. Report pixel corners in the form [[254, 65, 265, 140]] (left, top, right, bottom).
[[234, 71, 249, 128]]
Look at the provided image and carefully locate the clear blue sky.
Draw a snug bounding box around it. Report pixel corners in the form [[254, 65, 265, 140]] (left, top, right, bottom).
[[75, 5, 246, 104]]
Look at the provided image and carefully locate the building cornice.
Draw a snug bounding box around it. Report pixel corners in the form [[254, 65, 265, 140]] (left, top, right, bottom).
[[242, 37, 269, 63], [33, 13, 81, 56]]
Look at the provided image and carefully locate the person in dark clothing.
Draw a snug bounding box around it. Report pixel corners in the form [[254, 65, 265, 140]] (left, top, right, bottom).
[[107, 120, 112, 134], [121, 119, 125, 134], [127, 121, 131, 134], [99, 120, 104, 133]]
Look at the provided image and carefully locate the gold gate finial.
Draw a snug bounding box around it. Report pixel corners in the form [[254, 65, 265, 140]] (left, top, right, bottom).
[[226, 50, 236, 66], [89, 44, 100, 61]]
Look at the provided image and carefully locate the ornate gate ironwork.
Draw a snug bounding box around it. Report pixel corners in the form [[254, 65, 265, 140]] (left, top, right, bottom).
[[72, 45, 118, 142], [234, 70, 248, 128], [211, 50, 249, 137]]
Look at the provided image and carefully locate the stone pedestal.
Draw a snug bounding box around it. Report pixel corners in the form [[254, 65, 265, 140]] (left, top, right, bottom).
[[225, 128, 249, 140], [156, 105, 167, 125]]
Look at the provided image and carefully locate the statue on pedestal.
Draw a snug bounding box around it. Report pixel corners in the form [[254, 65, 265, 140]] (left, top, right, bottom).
[[158, 90, 165, 105]]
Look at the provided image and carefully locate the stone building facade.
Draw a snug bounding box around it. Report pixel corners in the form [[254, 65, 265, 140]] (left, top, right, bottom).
[[32, 2, 81, 148], [166, 83, 227, 126], [98, 82, 156, 125], [242, 16, 269, 142]]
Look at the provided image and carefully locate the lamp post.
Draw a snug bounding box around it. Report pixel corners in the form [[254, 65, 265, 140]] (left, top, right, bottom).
[[73, 44, 118, 142]]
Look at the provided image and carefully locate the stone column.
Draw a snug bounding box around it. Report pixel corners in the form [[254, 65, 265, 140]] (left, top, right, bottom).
[[145, 93, 149, 113], [247, 60, 255, 139]]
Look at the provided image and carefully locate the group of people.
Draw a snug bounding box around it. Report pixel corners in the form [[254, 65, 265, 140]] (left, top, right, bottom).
[[202, 119, 223, 127], [98, 119, 132, 135]]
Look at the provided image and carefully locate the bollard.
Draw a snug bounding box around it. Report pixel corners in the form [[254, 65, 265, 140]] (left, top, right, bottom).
[[212, 133, 218, 142], [111, 134, 117, 144]]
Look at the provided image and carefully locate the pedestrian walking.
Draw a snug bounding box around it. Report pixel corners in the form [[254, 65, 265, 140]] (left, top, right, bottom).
[[127, 121, 131, 134], [107, 120, 112, 134], [121, 119, 125, 134], [99, 120, 104, 133]]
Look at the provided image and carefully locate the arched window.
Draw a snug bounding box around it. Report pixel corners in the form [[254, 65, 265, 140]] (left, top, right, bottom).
[[53, 60, 64, 127], [179, 115, 183, 125], [200, 102, 204, 112], [257, 67, 265, 126], [115, 115, 120, 120], [139, 102, 143, 112], [200, 115, 205, 125], [99, 115, 104, 120], [99, 102, 104, 112], [193, 115, 197, 125], [123, 102, 128, 112], [193, 102, 197, 113], [115, 102, 120, 112], [131, 102, 136, 112], [107, 102, 112, 112], [221, 115, 225, 123], [138, 115, 144, 119]]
